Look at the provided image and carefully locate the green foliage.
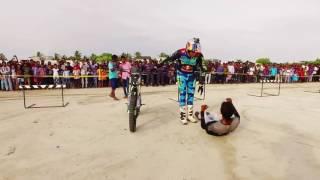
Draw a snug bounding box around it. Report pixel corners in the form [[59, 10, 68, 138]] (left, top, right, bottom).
[[90, 53, 97, 61], [68, 56, 75, 61], [159, 52, 169, 58], [299, 58, 320, 65], [96, 53, 112, 62], [134, 51, 142, 58], [0, 53, 7, 61], [256, 58, 271, 65], [83, 56, 89, 61], [74, 50, 82, 60], [314, 58, 320, 65]]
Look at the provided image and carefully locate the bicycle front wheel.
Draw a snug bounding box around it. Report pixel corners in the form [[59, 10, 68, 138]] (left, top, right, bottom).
[[128, 93, 137, 132]]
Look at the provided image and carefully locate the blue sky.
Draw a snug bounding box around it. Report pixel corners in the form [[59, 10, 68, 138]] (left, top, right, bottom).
[[1, 0, 320, 62]]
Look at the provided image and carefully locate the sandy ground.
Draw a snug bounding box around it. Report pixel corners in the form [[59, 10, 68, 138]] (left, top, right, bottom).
[[0, 83, 320, 180]]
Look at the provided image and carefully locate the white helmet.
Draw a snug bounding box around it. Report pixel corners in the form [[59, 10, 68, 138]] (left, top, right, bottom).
[[186, 38, 201, 53]]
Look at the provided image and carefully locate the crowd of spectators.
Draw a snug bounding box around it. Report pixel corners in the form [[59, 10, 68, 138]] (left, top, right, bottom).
[[1, 57, 320, 91], [205, 61, 320, 84]]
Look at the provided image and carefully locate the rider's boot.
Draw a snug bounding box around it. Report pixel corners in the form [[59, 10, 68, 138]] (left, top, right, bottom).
[[187, 105, 198, 123], [180, 106, 188, 125]]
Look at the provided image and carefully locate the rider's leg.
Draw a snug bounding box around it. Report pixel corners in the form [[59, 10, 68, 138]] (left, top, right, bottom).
[[187, 78, 197, 123], [179, 106, 187, 125], [178, 73, 188, 125]]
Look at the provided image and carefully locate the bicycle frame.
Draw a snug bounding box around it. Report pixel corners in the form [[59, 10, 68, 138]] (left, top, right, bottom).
[[128, 73, 142, 109]]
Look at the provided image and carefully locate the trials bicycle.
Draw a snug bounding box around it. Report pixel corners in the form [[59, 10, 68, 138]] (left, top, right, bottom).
[[127, 72, 142, 132]]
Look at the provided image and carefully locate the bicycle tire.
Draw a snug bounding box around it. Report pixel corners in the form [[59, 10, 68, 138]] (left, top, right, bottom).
[[129, 91, 137, 132], [136, 93, 141, 116]]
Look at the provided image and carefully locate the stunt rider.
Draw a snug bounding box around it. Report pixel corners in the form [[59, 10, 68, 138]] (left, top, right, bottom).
[[162, 38, 206, 125]]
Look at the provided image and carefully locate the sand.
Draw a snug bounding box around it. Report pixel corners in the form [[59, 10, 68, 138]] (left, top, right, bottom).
[[0, 83, 320, 180]]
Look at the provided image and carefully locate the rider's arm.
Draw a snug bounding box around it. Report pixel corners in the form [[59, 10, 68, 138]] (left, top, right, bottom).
[[161, 50, 181, 65], [233, 104, 240, 119], [197, 53, 207, 73], [200, 111, 207, 130], [226, 98, 240, 119], [195, 54, 206, 84]]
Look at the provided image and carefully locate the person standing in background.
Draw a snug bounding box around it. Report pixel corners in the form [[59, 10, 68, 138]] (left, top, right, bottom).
[[73, 62, 81, 88], [80, 61, 88, 88], [91, 61, 98, 88], [119, 55, 131, 98], [108, 55, 119, 100], [38, 64, 46, 85], [0, 62, 13, 91], [144, 59, 154, 86], [10, 64, 17, 90], [62, 62, 71, 88], [52, 64, 60, 85]]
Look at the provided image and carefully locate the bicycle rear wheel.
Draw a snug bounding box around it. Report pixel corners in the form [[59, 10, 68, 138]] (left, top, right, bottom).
[[129, 92, 137, 132]]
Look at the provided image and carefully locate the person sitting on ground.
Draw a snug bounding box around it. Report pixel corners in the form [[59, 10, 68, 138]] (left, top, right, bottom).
[[195, 98, 240, 136]]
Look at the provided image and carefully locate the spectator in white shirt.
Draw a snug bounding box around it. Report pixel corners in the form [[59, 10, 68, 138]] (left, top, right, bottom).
[[226, 62, 235, 83], [52, 64, 60, 85], [81, 61, 89, 88]]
